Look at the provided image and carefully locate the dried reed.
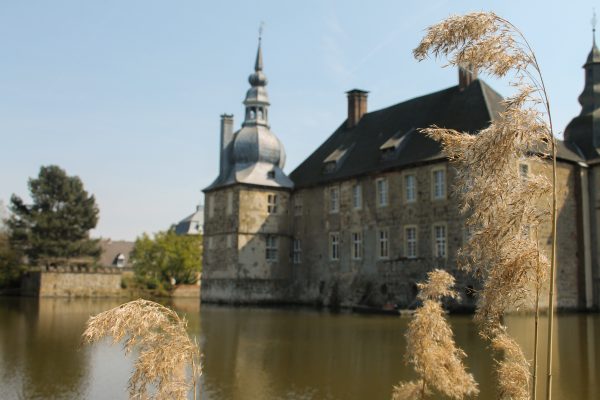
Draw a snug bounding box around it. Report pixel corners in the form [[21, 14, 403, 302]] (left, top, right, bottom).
[[414, 12, 557, 399], [82, 299, 201, 400], [393, 270, 478, 400]]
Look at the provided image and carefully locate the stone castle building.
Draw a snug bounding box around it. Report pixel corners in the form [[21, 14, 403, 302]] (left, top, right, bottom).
[[201, 38, 600, 311]]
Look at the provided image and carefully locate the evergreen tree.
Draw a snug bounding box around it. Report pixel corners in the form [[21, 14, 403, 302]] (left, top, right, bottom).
[[9, 165, 100, 266]]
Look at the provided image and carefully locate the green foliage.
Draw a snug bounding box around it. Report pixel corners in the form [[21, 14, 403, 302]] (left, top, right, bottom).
[[131, 228, 202, 290], [0, 232, 24, 287], [8, 165, 100, 266]]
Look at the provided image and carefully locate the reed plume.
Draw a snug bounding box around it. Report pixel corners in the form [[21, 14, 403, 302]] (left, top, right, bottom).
[[414, 12, 557, 399], [393, 270, 478, 400], [82, 299, 201, 400]]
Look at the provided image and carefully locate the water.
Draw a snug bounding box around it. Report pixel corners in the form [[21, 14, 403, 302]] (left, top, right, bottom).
[[0, 297, 598, 399]]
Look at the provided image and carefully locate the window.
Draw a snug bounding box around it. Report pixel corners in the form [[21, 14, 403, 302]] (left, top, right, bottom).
[[329, 187, 340, 213], [352, 184, 362, 209], [351, 232, 362, 260], [226, 192, 233, 215], [432, 168, 446, 200], [376, 178, 388, 207], [294, 195, 303, 216], [404, 174, 416, 202], [405, 226, 417, 259], [114, 253, 125, 267], [207, 236, 214, 250], [267, 194, 278, 214], [266, 235, 278, 261], [378, 229, 389, 259], [433, 224, 447, 258], [267, 170, 276, 179], [519, 163, 529, 180], [293, 239, 302, 264], [258, 108, 264, 120], [329, 232, 340, 261], [208, 197, 214, 218], [227, 234, 233, 248]]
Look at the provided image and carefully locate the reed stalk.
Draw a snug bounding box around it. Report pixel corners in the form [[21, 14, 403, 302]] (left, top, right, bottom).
[[414, 12, 557, 399], [82, 299, 202, 400]]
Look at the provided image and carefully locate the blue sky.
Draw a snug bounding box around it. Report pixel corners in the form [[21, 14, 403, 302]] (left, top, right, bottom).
[[0, 0, 596, 240]]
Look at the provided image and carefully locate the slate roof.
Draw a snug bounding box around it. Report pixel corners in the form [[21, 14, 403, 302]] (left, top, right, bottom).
[[290, 80, 583, 188], [175, 206, 204, 235], [99, 240, 134, 267]]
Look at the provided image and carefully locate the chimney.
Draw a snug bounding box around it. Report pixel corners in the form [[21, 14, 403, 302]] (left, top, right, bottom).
[[346, 89, 369, 129], [219, 114, 234, 179], [459, 64, 478, 91]]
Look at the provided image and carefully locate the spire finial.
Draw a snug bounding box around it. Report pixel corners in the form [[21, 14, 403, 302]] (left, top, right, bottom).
[[254, 22, 265, 72], [592, 9, 597, 45]]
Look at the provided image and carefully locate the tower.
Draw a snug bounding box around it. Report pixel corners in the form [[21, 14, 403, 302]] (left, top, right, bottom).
[[202, 37, 294, 303]]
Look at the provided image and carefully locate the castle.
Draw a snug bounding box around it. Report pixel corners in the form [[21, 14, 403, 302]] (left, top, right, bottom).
[[201, 38, 600, 311]]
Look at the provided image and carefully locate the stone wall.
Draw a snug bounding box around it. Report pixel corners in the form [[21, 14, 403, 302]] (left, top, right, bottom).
[[21, 269, 123, 297]]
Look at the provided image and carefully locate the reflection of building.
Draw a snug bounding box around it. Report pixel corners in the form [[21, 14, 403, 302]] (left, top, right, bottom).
[[202, 37, 600, 311], [99, 239, 134, 268], [175, 205, 205, 235]]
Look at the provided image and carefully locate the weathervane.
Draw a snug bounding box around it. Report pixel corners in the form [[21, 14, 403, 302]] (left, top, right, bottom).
[[593, 8, 597, 45], [259, 21, 265, 43]]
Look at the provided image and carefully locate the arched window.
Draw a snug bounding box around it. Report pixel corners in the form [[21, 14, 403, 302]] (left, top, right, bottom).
[[249, 108, 256, 119], [258, 108, 264, 120]]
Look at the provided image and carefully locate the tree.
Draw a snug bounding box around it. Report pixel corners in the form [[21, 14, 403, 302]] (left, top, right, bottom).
[[9, 165, 100, 266], [130, 228, 202, 289], [0, 232, 23, 287]]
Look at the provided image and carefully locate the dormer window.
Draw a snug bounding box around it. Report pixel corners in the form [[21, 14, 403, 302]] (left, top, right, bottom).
[[379, 128, 414, 160], [322, 144, 354, 174], [267, 170, 276, 179], [114, 253, 125, 267]]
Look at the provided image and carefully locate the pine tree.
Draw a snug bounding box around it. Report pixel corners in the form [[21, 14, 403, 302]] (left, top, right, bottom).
[[9, 165, 100, 266]]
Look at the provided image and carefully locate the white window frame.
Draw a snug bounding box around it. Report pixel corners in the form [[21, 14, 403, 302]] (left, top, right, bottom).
[[329, 232, 340, 261], [433, 223, 447, 258], [378, 229, 389, 259], [293, 239, 302, 264], [207, 196, 214, 219], [329, 186, 340, 213], [352, 184, 362, 210], [376, 178, 388, 207], [404, 173, 416, 203], [266, 235, 278, 261], [267, 194, 278, 214], [226, 192, 233, 215], [404, 225, 417, 259], [432, 167, 446, 200], [351, 231, 362, 260]]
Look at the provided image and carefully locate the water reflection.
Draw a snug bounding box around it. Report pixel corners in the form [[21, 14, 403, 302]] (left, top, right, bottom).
[[0, 298, 598, 400]]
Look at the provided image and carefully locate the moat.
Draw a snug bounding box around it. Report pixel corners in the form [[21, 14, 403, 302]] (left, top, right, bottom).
[[0, 297, 598, 399]]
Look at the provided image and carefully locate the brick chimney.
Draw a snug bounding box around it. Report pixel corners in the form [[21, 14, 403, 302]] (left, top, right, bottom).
[[219, 114, 234, 179], [459, 64, 478, 91], [346, 89, 369, 128]]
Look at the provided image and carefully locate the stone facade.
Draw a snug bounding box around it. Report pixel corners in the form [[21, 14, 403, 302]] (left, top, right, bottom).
[[21, 269, 123, 297], [201, 40, 600, 311]]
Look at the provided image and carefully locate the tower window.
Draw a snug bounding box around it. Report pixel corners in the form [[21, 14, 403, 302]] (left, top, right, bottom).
[[294, 195, 303, 216], [266, 235, 278, 261], [293, 239, 302, 264], [352, 184, 362, 209], [258, 108, 264, 120], [267, 194, 278, 214], [329, 232, 340, 261], [378, 229, 389, 259], [404, 174, 416, 202], [351, 231, 362, 260]]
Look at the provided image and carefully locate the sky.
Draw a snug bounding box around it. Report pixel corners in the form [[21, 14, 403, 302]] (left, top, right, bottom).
[[0, 0, 597, 240]]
